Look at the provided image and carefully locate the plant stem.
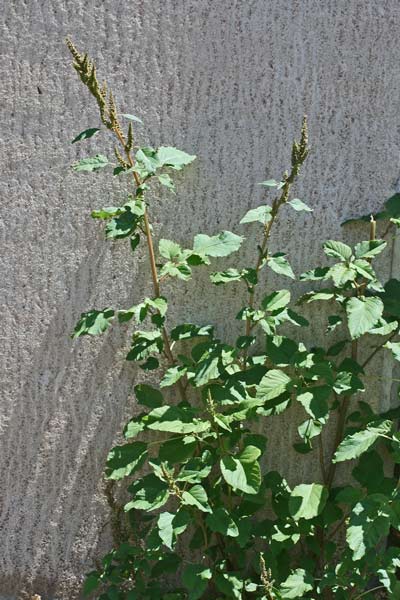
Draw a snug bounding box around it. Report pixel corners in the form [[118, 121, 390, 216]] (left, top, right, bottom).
[[114, 129, 186, 399]]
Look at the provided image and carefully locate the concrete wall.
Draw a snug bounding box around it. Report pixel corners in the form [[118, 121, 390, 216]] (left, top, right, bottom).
[[1, 0, 400, 597]]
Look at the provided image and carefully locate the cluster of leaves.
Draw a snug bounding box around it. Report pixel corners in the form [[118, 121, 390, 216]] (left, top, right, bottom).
[[66, 41, 400, 600]]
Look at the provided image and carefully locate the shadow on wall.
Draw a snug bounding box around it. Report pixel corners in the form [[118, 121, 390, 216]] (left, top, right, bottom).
[[1, 240, 143, 599]]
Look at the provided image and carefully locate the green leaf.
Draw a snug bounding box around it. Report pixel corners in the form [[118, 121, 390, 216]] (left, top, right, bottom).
[[268, 253, 295, 279], [256, 369, 292, 401], [72, 308, 114, 338], [71, 127, 100, 143], [259, 179, 282, 187], [130, 233, 140, 252], [160, 365, 187, 387], [159, 239, 182, 260], [346, 296, 384, 339], [126, 330, 163, 361], [297, 386, 331, 420], [354, 239, 387, 259], [135, 384, 163, 408], [288, 198, 313, 212], [146, 406, 211, 434], [72, 154, 108, 172], [126, 473, 169, 511], [327, 315, 343, 332], [120, 113, 143, 124], [193, 231, 243, 257], [181, 485, 212, 512], [206, 507, 239, 537], [157, 510, 189, 549], [91, 206, 121, 219], [210, 268, 242, 284], [384, 341, 400, 361], [157, 173, 175, 190], [279, 569, 314, 598], [220, 446, 261, 495], [105, 442, 147, 480], [156, 146, 196, 170], [262, 289, 291, 312], [323, 240, 353, 262], [83, 573, 100, 596], [214, 572, 244, 599], [328, 263, 356, 286], [240, 205, 272, 225], [105, 202, 144, 239], [300, 266, 330, 281], [346, 497, 391, 560], [289, 483, 328, 520], [333, 420, 392, 462], [171, 323, 214, 340], [176, 456, 212, 483], [182, 564, 212, 600]]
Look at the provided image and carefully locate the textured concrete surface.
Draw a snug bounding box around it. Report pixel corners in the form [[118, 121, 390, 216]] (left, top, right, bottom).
[[1, 0, 400, 597]]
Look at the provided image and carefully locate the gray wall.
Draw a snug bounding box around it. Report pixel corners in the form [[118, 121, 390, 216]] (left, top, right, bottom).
[[1, 0, 400, 597]]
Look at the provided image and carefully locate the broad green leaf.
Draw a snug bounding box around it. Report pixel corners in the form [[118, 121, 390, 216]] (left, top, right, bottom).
[[297, 386, 331, 420], [156, 146, 196, 170], [346, 498, 391, 560], [384, 341, 400, 361], [160, 365, 187, 387], [157, 173, 175, 190], [124, 419, 144, 439], [171, 323, 214, 340], [105, 442, 147, 480], [346, 296, 384, 339], [159, 435, 197, 463], [385, 192, 400, 217], [72, 308, 114, 338], [256, 369, 292, 401], [130, 233, 140, 252], [126, 330, 163, 361], [289, 483, 328, 520], [159, 239, 182, 260], [72, 154, 108, 172], [328, 263, 356, 286], [83, 573, 100, 596], [300, 266, 330, 281], [279, 569, 314, 599], [135, 384, 163, 408], [182, 564, 212, 600], [146, 405, 211, 434], [380, 279, 400, 318], [333, 420, 392, 462], [125, 473, 169, 511], [160, 261, 192, 281], [268, 253, 295, 279], [214, 572, 243, 599], [262, 289, 291, 312], [327, 315, 342, 332], [181, 485, 211, 512], [91, 206, 120, 219], [220, 447, 261, 495], [71, 127, 100, 143], [259, 179, 282, 187], [210, 268, 242, 284], [206, 507, 239, 537], [288, 198, 313, 212], [157, 510, 189, 549], [354, 239, 387, 259], [193, 231, 243, 257], [176, 456, 212, 483], [240, 205, 272, 225], [323, 240, 352, 262], [120, 113, 143, 124], [105, 206, 142, 239]]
